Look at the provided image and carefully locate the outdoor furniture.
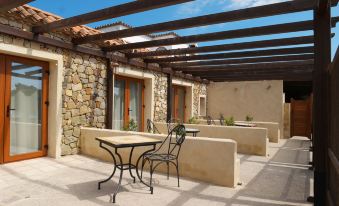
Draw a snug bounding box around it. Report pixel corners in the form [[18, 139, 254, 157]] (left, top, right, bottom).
[[140, 124, 186, 193], [185, 128, 200, 137], [207, 116, 216, 125], [147, 119, 161, 134], [96, 135, 162, 203]]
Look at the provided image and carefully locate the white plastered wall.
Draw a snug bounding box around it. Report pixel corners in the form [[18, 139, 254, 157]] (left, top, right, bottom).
[[113, 65, 155, 131], [0, 42, 64, 158], [172, 78, 194, 121]]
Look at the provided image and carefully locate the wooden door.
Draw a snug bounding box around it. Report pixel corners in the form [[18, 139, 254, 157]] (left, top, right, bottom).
[[1, 54, 49, 163], [291, 96, 312, 138], [172, 85, 186, 122]]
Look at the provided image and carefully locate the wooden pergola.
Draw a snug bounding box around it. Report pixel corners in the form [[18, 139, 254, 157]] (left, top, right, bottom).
[[0, 0, 338, 205]]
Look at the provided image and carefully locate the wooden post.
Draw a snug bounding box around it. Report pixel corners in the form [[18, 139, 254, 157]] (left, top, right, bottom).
[[105, 60, 118, 129], [313, 0, 331, 205], [167, 72, 173, 122]]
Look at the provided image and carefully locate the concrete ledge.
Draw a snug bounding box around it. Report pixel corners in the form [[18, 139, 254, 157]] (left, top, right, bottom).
[[80, 127, 239, 188], [199, 120, 280, 143], [155, 122, 268, 156]]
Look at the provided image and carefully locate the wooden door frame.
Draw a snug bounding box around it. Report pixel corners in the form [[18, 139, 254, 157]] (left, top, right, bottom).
[[0, 55, 5, 164], [114, 75, 145, 132], [2, 54, 49, 163], [172, 85, 186, 122]]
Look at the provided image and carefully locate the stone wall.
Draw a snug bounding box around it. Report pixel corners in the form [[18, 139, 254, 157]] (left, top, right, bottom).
[[153, 72, 168, 122], [62, 53, 107, 155], [193, 82, 207, 116]]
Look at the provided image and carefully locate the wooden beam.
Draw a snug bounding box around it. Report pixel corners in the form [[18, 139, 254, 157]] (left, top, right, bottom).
[[200, 69, 313, 77], [145, 47, 314, 63], [180, 61, 314, 73], [0, 0, 34, 13], [187, 66, 313, 77], [201, 69, 313, 78], [73, 0, 315, 45], [167, 72, 173, 122], [127, 36, 315, 58], [207, 73, 313, 82], [32, 0, 193, 33], [312, 1, 332, 205], [166, 54, 314, 67], [317, 0, 330, 15]]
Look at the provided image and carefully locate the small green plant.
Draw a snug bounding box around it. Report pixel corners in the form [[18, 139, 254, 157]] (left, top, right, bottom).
[[188, 116, 200, 124], [224, 116, 235, 126], [123, 119, 138, 131], [245, 115, 254, 122]]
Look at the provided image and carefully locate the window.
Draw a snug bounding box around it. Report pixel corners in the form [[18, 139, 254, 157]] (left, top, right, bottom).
[[199, 95, 206, 117]]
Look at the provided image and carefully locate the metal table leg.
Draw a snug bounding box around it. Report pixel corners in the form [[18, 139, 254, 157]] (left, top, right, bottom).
[[128, 147, 136, 183], [98, 143, 117, 190], [113, 148, 123, 203]]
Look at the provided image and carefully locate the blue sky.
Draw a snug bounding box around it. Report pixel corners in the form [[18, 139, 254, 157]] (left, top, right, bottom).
[[29, 0, 339, 58]]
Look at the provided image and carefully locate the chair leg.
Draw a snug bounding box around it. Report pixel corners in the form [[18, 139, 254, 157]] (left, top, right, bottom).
[[141, 157, 146, 179], [150, 161, 154, 194], [175, 160, 180, 187], [167, 161, 169, 180]]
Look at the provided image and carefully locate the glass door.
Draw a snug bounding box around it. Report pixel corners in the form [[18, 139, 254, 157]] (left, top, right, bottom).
[[128, 80, 143, 131], [113, 76, 144, 131], [1, 55, 49, 163], [172, 85, 186, 122], [113, 79, 125, 130]]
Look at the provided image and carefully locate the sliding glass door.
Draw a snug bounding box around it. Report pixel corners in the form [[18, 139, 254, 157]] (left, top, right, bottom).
[[113, 76, 144, 131], [0, 54, 49, 163]]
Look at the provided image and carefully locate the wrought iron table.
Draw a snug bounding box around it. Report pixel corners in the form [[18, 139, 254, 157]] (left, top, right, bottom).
[[185, 128, 200, 137], [96, 135, 162, 203]]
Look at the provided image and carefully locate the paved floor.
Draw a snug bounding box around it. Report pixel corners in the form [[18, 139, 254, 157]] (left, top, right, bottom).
[[0, 137, 313, 206]]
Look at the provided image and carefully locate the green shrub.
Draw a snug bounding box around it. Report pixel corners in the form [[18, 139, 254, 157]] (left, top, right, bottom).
[[123, 119, 138, 131], [188, 116, 200, 124], [224, 116, 235, 126], [245, 115, 254, 122]]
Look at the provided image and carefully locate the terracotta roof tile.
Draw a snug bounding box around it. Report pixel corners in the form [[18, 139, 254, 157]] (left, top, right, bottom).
[[2, 4, 124, 46]]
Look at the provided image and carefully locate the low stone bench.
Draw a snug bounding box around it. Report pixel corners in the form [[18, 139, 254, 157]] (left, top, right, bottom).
[[155, 122, 268, 156], [80, 127, 240, 188]]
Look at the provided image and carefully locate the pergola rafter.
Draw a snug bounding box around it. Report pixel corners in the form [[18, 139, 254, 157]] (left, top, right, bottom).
[[127, 36, 315, 58], [72, 0, 315, 45], [145, 46, 314, 63], [103, 17, 338, 52], [164, 54, 314, 67], [175, 60, 314, 72], [32, 0, 193, 33]]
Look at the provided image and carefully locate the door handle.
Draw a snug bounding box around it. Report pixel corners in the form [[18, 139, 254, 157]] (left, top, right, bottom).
[[128, 108, 132, 115], [6, 105, 15, 117]]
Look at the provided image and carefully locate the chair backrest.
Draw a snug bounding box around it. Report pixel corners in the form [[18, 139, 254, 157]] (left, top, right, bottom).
[[147, 119, 161, 134], [167, 118, 180, 134], [154, 124, 186, 158], [207, 116, 216, 125]]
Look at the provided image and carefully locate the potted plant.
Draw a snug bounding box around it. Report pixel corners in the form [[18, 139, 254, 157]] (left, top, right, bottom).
[[123, 119, 138, 131], [245, 115, 254, 122]]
